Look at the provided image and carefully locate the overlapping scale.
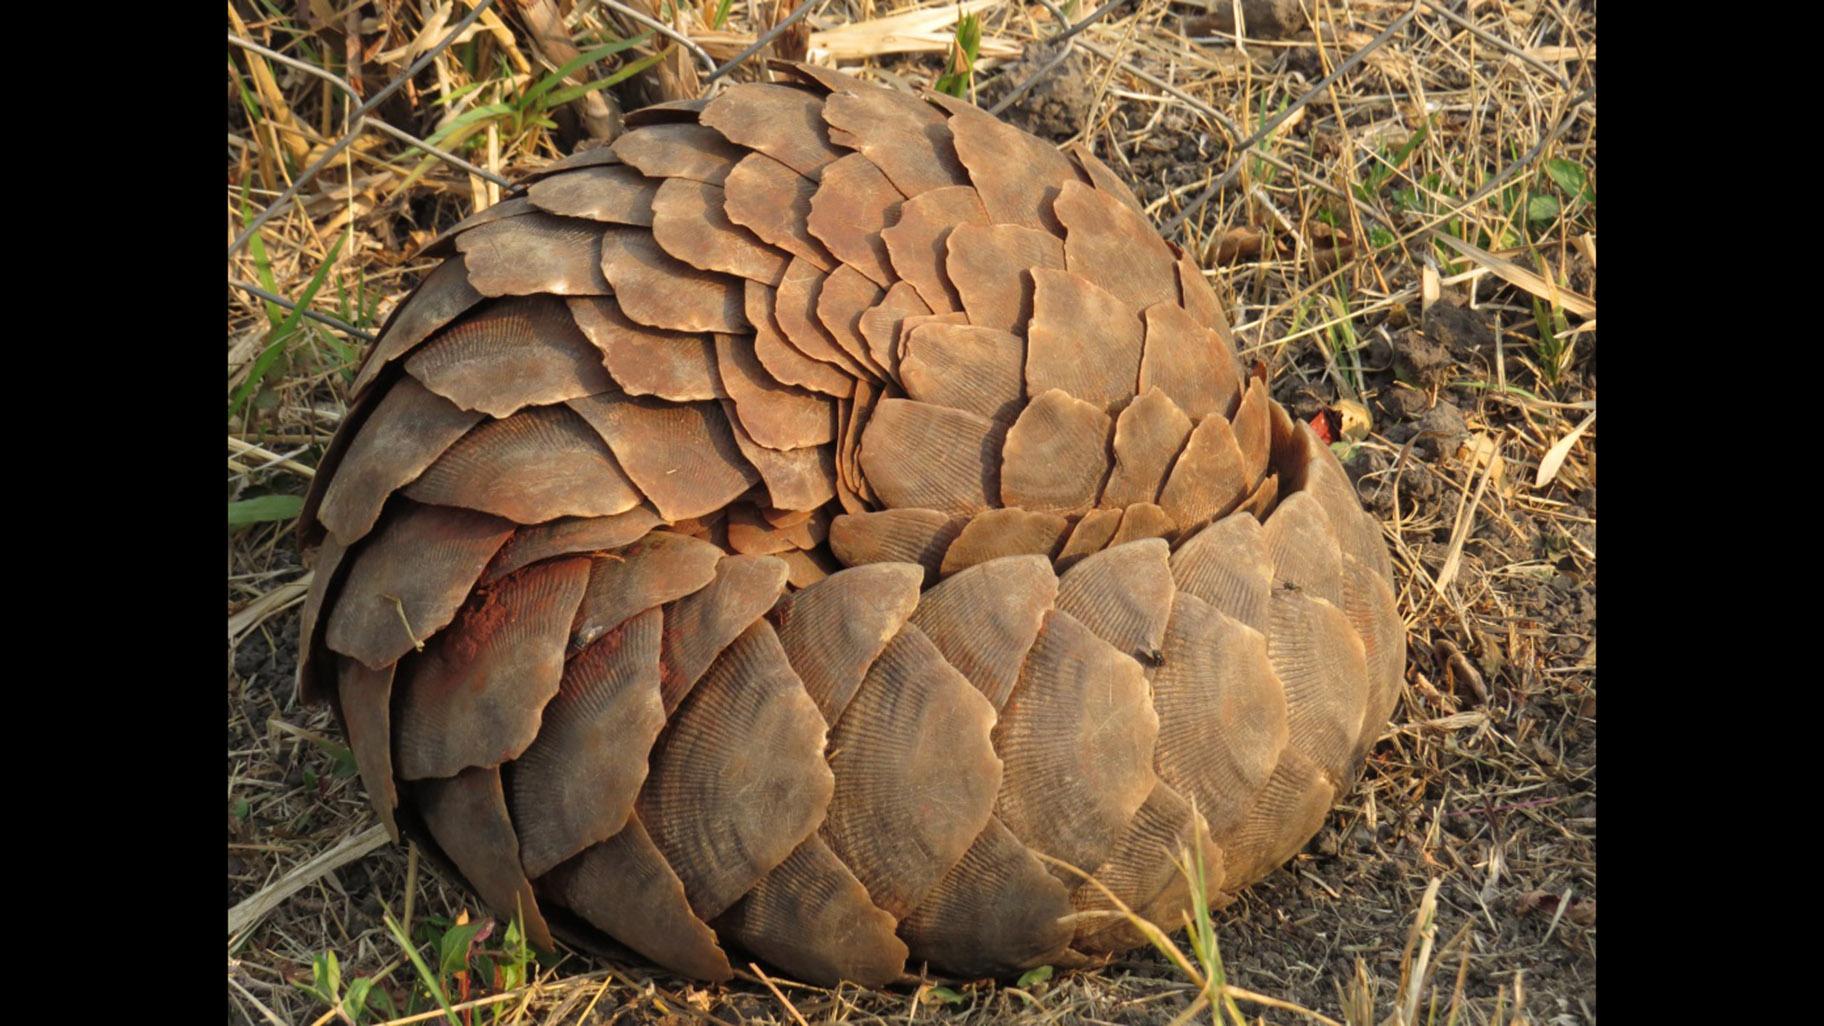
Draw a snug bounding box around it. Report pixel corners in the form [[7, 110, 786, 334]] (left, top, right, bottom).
[[1069, 782, 1225, 953], [457, 213, 611, 296], [807, 153, 905, 286], [722, 401, 838, 511], [403, 296, 615, 418], [859, 399, 1005, 515], [899, 321, 1024, 424], [511, 608, 666, 877], [316, 377, 484, 545], [881, 185, 986, 312], [404, 405, 643, 524], [898, 816, 1074, 978], [637, 621, 833, 920], [567, 296, 723, 401], [1150, 591, 1286, 840], [817, 73, 967, 198], [1140, 301, 1241, 422], [300, 69, 1406, 988], [717, 835, 908, 987], [1157, 412, 1251, 531], [393, 557, 589, 780], [337, 657, 398, 839], [1055, 180, 1178, 312], [701, 82, 840, 179], [542, 815, 733, 981], [908, 555, 1056, 710], [828, 508, 965, 582], [481, 507, 662, 583], [724, 153, 837, 271], [774, 257, 872, 378], [992, 609, 1158, 884], [417, 767, 555, 949], [597, 226, 746, 334], [999, 389, 1113, 517], [947, 223, 1064, 335], [324, 502, 514, 669], [1102, 387, 1194, 509], [745, 280, 853, 397], [567, 392, 759, 521], [939, 508, 1070, 576], [650, 177, 789, 284], [713, 333, 836, 449], [1025, 269, 1144, 410], [611, 122, 744, 184], [815, 265, 890, 378], [526, 163, 657, 224], [350, 258, 483, 396], [570, 531, 723, 647], [822, 624, 1002, 918], [1054, 540, 1174, 666]]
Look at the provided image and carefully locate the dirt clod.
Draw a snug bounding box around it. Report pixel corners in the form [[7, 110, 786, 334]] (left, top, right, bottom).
[[1422, 299, 1497, 355], [1374, 382, 1431, 426], [1414, 401, 1470, 457], [979, 47, 1096, 142], [1185, 0, 1307, 39], [1394, 328, 1453, 388]]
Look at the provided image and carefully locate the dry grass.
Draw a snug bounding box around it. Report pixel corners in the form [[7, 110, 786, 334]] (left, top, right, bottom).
[[227, 2, 1595, 1023]]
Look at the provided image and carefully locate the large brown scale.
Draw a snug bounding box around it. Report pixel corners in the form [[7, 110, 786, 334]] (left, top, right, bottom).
[[294, 61, 1406, 987]]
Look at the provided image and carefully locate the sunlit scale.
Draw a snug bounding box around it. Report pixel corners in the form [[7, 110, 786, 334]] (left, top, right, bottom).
[[294, 62, 1406, 987]]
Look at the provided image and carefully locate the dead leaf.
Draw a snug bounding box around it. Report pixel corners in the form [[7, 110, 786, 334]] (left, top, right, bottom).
[[1335, 398, 1371, 442], [1457, 432, 1504, 485], [1433, 233, 1595, 318], [1207, 226, 1265, 264], [1534, 410, 1595, 489]]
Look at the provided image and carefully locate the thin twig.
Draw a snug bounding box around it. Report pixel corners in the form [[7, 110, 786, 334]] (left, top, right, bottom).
[[706, 0, 820, 81], [987, 0, 1127, 115], [227, 823, 389, 938], [228, 34, 511, 187], [229, 279, 377, 342], [1162, 1, 1421, 235], [749, 963, 813, 1026], [227, 0, 499, 261], [1420, 0, 1572, 89], [599, 0, 721, 73]]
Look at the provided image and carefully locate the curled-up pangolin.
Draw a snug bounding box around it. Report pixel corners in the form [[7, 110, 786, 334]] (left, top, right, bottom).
[[295, 62, 1406, 987]]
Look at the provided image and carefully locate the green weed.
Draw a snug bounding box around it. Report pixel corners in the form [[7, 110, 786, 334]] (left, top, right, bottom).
[[422, 33, 660, 161], [229, 230, 345, 422], [293, 949, 399, 1026], [227, 494, 305, 529], [935, 13, 982, 98]]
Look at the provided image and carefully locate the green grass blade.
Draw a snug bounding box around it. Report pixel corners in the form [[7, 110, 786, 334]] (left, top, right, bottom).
[[229, 234, 345, 418], [522, 33, 651, 106], [542, 52, 666, 108], [229, 494, 305, 528], [383, 911, 462, 1026]]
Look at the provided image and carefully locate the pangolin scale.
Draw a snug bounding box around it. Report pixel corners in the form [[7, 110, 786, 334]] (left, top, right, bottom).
[[295, 62, 1405, 987]]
